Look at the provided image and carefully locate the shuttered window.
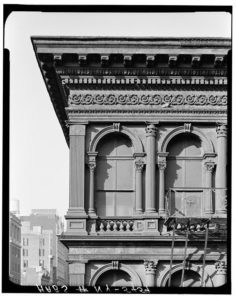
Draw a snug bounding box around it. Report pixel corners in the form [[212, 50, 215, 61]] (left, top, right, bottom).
[[95, 133, 134, 217]]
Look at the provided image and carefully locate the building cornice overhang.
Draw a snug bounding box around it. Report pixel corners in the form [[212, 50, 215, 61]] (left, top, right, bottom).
[[31, 37, 231, 145]]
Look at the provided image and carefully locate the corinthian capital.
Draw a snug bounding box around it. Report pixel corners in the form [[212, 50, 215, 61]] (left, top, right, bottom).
[[205, 161, 215, 173], [215, 261, 227, 274], [88, 161, 96, 171], [145, 124, 157, 137], [135, 159, 145, 172], [216, 124, 227, 137], [144, 260, 158, 273]]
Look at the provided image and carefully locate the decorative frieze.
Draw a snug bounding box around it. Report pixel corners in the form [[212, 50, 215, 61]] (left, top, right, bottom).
[[68, 92, 227, 106], [59, 68, 228, 78]]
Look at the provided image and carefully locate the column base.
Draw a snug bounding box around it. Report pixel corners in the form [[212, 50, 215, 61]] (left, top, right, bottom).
[[158, 210, 167, 217], [145, 209, 158, 215], [214, 211, 227, 217], [88, 209, 97, 218], [134, 209, 143, 215], [65, 210, 88, 235]]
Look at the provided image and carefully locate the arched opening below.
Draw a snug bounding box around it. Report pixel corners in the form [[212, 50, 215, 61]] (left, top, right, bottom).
[[165, 270, 201, 287], [96, 269, 133, 287]]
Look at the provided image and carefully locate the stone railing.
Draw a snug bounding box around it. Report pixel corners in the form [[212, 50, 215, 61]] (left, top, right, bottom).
[[97, 219, 135, 233]]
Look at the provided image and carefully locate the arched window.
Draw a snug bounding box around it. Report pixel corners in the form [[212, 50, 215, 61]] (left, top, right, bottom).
[[96, 269, 133, 286], [165, 133, 203, 217], [95, 133, 134, 217], [165, 269, 201, 287]]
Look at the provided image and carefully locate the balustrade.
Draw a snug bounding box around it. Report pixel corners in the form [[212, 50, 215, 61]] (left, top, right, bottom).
[[97, 219, 134, 232]]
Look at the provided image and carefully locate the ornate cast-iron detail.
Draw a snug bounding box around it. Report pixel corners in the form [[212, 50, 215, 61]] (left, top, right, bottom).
[[68, 93, 227, 106]]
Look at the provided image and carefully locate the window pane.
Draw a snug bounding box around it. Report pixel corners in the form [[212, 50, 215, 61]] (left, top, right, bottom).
[[96, 192, 114, 216], [115, 192, 134, 216], [116, 160, 134, 190]]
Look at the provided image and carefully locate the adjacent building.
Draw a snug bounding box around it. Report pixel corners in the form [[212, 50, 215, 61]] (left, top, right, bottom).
[[9, 212, 21, 284], [20, 209, 68, 285], [32, 37, 230, 288]]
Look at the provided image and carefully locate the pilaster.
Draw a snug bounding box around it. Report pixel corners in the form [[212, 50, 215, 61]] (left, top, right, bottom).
[[215, 124, 227, 215]]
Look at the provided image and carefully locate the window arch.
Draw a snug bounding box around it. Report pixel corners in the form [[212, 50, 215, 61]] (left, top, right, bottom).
[[165, 133, 204, 217], [95, 132, 135, 217]]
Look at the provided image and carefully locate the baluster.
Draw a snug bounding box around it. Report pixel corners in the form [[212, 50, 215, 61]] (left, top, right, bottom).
[[113, 222, 118, 231], [107, 221, 111, 231], [120, 221, 124, 231], [100, 222, 104, 231], [126, 222, 130, 231]]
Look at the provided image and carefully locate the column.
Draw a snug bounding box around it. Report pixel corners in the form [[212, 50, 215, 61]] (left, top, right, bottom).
[[158, 158, 167, 216], [214, 261, 227, 287], [204, 161, 215, 215], [88, 153, 97, 217], [145, 124, 157, 213], [68, 124, 86, 216], [69, 261, 86, 286], [135, 159, 144, 214], [215, 124, 227, 215], [144, 260, 158, 287]]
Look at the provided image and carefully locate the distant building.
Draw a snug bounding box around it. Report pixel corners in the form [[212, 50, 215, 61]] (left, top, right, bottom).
[[56, 236, 69, 285], [21, 266, 50, 286], [20, 209, 67, 284], [21, 224, 53, 285], [9, 212, 21, 284]]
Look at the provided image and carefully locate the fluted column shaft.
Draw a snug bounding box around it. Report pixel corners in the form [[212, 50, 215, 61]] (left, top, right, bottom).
[[204, 161, 215, 215], [158, 158, 167, 215], [215, 124, 227, 214], [88, 162, 96, 215], [145, 124, 157, 213], [135, 159, 144, 214]]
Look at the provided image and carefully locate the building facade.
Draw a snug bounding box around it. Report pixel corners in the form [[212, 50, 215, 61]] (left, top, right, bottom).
[[32, 37, 230, 288], [9, 212, 21, 284]]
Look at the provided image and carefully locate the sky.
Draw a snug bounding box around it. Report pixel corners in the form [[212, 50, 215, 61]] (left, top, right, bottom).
[[5, 11, 231, 218]]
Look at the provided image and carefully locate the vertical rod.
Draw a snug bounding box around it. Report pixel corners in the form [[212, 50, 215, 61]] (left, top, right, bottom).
[[180, 229, 189, 287], [201, 224, 209, 287], [168, 224, 175, 287]]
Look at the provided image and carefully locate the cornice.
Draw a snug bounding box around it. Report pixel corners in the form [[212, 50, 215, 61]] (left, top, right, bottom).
[[31, 37, 231, 145]]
